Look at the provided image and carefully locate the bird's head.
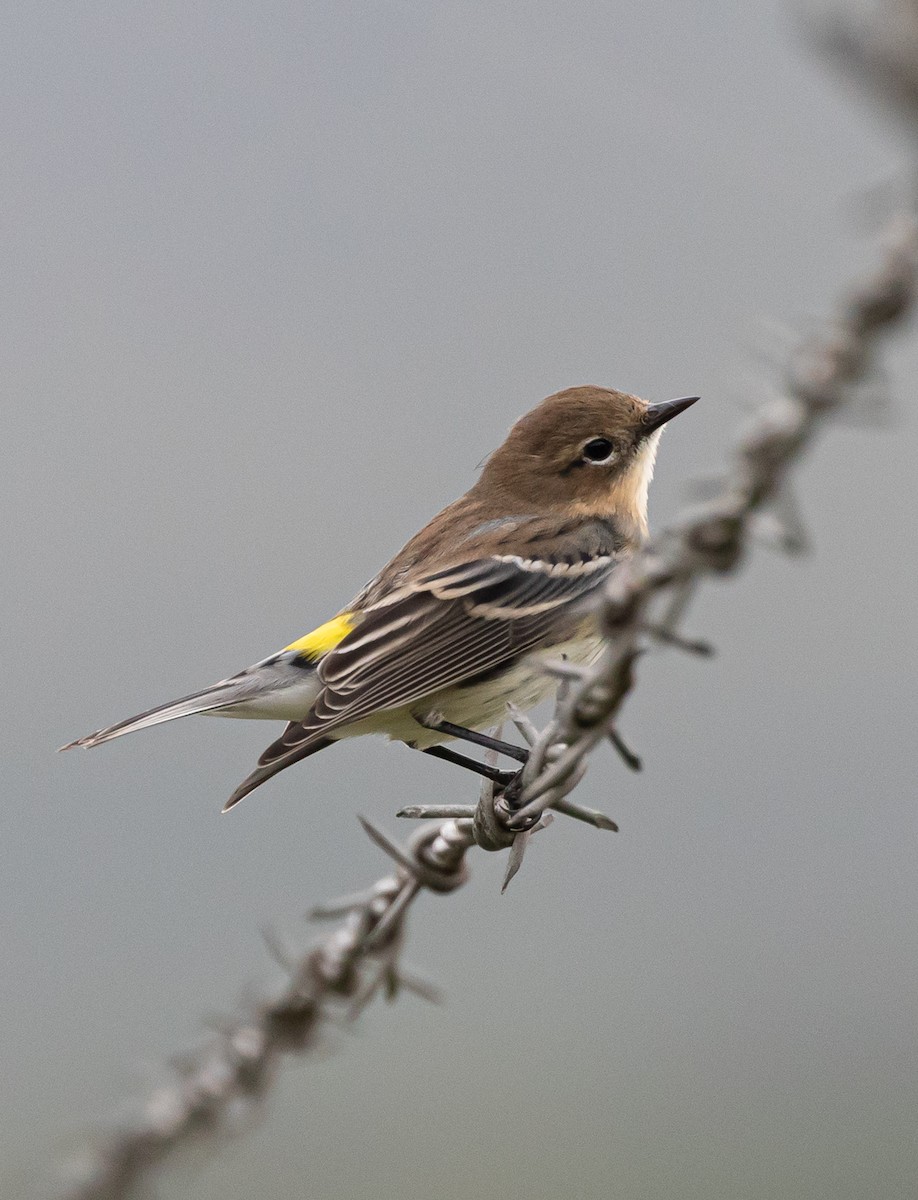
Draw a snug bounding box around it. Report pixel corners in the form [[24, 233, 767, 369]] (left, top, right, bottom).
[[474, 385, 698, 536]]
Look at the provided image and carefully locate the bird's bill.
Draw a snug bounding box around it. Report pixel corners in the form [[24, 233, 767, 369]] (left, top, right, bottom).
[[641, 395, 699, 434]]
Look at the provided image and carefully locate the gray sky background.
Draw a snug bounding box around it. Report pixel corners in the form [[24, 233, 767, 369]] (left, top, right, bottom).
[[3, 2, 917, 1198]]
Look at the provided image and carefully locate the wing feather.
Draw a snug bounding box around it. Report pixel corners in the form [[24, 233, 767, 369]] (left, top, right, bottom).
[[260, 553, 614, 764]]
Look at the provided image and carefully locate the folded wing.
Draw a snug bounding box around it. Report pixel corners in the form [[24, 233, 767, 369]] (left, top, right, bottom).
[[223, 551, 615, 808]]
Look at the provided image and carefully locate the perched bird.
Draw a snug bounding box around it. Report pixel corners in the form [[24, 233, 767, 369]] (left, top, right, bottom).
[[62, 386, 697, 809]]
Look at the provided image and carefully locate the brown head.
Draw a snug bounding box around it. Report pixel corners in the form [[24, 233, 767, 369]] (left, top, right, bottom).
[[471, 385, 698, 536]]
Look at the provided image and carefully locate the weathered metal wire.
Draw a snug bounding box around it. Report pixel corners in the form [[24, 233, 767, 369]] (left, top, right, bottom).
[[55, 6, 918, 1197], [57, 208, 918, 1200]]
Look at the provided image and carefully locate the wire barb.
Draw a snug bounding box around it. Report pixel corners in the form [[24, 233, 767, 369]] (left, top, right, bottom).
[[396, 804, 478, 820], [55, 10, 918, 1192]]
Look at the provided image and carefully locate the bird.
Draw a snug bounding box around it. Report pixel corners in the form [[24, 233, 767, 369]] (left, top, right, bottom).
[[62, 386, 697, 810]]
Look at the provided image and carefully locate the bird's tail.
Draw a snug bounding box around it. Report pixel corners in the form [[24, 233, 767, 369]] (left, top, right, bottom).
[[59, 683, 254, 750], [222, 734, 335, 811], [59, 658, 321, 751]]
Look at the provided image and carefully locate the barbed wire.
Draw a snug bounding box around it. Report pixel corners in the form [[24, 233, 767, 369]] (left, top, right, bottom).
[[56, 7, 918, 1200]]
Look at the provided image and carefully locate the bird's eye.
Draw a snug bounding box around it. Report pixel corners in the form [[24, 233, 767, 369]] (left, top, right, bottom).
[[581, 437, 616, 464]]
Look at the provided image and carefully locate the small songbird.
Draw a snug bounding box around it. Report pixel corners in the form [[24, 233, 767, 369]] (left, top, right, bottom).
[[62, 386, 697, 809]]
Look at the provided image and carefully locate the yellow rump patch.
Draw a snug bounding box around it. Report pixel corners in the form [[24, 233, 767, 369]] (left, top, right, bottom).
[[284, 613, 356, 661]]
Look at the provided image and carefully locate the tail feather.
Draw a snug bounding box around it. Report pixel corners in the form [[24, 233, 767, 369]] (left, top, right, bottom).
[[222, 736, 335, 811], [60, 657, 335, 808], [59, 683, 246, 750]]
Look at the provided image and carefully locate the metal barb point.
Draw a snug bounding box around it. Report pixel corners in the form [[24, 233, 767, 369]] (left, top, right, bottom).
[[506, 702, 540, 746], [500, 811, 554, 891], [608, 727, 642, 771], [644, 623, 715, 656], [501, 830, 531, 892], [261, 927, 297, 972], [541, 658, 587, 682], [553, 798, 619, 832], [361, 880, 420, 951], [396, 804, 478, 820], [307, 884, 392, 920], [396, 965, 444, 1005], [751, 484, 811, 555], [357, 815, 419, 875]]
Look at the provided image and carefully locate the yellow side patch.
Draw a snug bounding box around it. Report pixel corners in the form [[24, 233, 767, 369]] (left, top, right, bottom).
[[284, 613, 356, 661]]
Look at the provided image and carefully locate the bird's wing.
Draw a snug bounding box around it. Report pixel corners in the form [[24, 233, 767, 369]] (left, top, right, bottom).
[[312, 554, 613, 725], [223, 549, 617, 808]]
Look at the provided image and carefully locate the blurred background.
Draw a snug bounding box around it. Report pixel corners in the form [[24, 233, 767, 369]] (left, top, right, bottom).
[[3, 2, 917, 1198]]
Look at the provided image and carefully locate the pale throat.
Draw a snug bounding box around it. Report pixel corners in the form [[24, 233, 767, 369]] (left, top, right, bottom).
[[626, 430, 661, 536], [567, 431, 661, 538]]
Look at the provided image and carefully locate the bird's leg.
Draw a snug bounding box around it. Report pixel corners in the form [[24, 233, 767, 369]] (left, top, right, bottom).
[[415, 716, 529, 764], [421, 745, 518, 789]]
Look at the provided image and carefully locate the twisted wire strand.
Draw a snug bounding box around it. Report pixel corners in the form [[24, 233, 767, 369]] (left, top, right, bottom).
[[56, 7, 918, 1197], [58, 208, 918, 1200]]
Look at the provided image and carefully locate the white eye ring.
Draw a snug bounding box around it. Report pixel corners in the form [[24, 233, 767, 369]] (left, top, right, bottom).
[[581, 437, 617, 465]]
